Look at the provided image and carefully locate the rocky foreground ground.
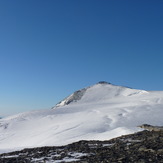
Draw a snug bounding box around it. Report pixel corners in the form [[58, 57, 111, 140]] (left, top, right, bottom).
[[0, 130, 163, 163]]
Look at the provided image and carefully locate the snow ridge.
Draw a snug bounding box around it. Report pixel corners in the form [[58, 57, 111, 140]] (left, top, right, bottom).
[[53, 81, 144, 108]]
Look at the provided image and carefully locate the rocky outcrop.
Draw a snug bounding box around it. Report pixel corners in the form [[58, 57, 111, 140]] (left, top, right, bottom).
[[0, 130, 163, 163], [97, 81, 111, 84], [53, 88, 87, 108], [138, 124, 163, 131]]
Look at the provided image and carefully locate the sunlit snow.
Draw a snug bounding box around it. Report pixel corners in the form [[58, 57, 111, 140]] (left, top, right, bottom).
[[0, 82, 163, 153]]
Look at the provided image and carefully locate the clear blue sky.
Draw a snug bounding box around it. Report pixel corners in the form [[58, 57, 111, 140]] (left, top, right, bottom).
[[0, 0, 163, 116]]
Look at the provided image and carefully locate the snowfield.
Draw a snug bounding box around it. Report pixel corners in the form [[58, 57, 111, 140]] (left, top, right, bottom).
[[0, 82, 163, 153]]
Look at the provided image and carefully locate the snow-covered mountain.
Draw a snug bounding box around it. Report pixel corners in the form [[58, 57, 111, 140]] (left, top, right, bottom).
[[0, 82, 163, 153]]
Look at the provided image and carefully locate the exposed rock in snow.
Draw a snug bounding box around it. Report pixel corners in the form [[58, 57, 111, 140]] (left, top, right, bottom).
[[53, 88, 87, 108], [0, 130, 162, 162], [138, 124, 163, 131]]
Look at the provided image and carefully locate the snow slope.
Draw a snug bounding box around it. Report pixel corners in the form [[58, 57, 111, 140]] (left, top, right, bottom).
[[0, 82, 163, 153]]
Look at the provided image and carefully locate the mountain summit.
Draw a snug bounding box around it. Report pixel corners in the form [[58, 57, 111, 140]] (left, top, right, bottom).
[[54, 81, 111, 108], [0, 82, 163, 154], [54, 81, 112, 108], [54, 81, 147, 108]]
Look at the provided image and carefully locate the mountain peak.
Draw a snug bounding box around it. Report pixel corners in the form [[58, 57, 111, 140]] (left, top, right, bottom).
[[53, 81, 146, 108], [53, 81, 113, 108], [97, 81, 111, 85]]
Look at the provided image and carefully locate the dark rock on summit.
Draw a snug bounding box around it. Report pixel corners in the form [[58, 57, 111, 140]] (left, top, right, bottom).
[[97, 81, 111, 84]]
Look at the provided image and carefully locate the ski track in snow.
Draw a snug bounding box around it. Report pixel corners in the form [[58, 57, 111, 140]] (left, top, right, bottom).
[[0, 83, 163, 154]]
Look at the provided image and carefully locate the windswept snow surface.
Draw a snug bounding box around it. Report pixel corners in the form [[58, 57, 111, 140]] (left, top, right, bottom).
[[0, 82, 163, 153]]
